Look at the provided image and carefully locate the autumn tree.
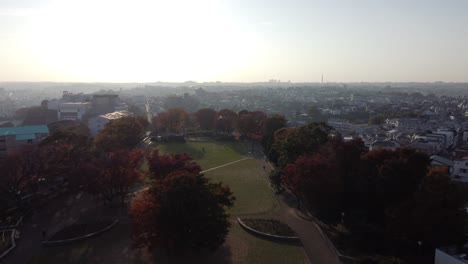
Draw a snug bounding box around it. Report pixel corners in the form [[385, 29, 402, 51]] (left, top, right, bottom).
[[146, 149, 201, 180], [387, 167, 465, 250], [215, 109, 238, 133], [237, 110, 267, 139], [154, 108, 189, 134], [0, 147, 48, 215], [0, 154, 37, 214], [40, 130, 98, 191], [194, 108, 217, 130], [282, 153, 343, 220], [95, 116, 146, 152], [85, 149, 145, 204], [356, 148, 430, 226], [130, 172, 235, 252]]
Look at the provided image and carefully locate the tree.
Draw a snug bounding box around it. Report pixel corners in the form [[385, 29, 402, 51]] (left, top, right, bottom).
[[47, 120, 90, 137], [0, 148, 45, 215], [282, 153, 342, 220], [237, 110, 267, 139], [95, 116, 146, 152], [130, 172, 235, 252], [272, 122, 333, 168], [261, 114, 287, 157], [387, 167, 465, 250], [358, 148, 430, 225], [147, 149, 201, 180], [215, 109, 238, 133], [194, 108, 217, 130], [85, 149, 145, 204], [154, 108, 189, 134]]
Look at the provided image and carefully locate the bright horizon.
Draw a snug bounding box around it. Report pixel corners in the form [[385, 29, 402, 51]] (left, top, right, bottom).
[[0, 0, 467, 83]]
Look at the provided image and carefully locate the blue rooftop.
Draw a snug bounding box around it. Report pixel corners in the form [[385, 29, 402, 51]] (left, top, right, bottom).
[[0, 125, 49, 140]]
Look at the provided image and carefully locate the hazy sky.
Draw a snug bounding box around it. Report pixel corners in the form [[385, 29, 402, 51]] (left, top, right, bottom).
[[0, 0, 467, 83]]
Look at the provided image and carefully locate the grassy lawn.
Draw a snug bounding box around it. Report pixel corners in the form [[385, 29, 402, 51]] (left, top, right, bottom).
[[205, 159, 278, 215], [150, 141, 247, 171]]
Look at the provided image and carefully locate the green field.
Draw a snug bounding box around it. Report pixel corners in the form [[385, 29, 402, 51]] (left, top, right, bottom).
[[151, 141, 247, 171], [205, 158, 278, 215]]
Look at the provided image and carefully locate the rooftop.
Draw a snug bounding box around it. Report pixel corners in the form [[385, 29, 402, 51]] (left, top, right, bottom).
[[100, 110, 133, 120], [0, 125, 49, 140]]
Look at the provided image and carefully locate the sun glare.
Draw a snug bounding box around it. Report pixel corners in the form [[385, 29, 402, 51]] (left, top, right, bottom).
[[24, 0, 259, 82]]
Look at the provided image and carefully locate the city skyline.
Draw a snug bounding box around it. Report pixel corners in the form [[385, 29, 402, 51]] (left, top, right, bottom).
[[0, 0, 467, 83]]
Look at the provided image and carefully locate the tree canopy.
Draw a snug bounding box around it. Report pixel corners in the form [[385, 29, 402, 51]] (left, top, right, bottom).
[[130, 171, 234, 252]]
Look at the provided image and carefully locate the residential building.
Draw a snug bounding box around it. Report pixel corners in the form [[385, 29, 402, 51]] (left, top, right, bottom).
[[452, 158, 468, 182], [92, 94, 119, 115], [57, 102, 92, 121], [88, 110, 133, 136], [0, 125, 49, 156]]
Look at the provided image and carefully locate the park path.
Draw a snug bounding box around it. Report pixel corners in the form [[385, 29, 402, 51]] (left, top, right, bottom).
[[200, 157, 250, 174], [3, 193, 121, 264], [244, 158, 342, 264]]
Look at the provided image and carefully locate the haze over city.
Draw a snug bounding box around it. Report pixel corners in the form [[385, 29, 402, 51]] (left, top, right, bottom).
[[1, 0, 467, 83]]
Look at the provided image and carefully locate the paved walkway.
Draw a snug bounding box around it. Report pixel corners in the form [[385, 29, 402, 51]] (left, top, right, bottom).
[[200, 157, 250, 174], [245, 158, 342, 264], [3, 193, 120, 264]]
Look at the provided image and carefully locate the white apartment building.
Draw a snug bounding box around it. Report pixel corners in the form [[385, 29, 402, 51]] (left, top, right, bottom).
[[57, 102, 92, 121]]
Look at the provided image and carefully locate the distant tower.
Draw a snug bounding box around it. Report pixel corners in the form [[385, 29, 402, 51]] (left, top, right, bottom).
[[321, 74, 323, 84]]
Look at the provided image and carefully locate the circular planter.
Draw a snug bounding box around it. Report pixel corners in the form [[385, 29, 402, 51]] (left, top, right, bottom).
[[237, 218, 300, 242]]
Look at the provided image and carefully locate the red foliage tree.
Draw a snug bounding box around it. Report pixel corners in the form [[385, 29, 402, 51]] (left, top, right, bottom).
[[215, 109, 238, 133], [0, 153, 40, 214], [146, 149, 201, 180], [194, 108, 217, 130], [95, 116, 146, 152], [387, 167, 465, 250], [282, 153, 342, 219], [130, 172, 235, 252], [154, 108, 189, 134], [237, 110, 267, 138], [85, 149, 145, 204]]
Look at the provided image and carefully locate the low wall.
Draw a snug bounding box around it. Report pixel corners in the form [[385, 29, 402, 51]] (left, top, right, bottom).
[[237, 218, 300, 242], [42, 219, 119, 246]]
